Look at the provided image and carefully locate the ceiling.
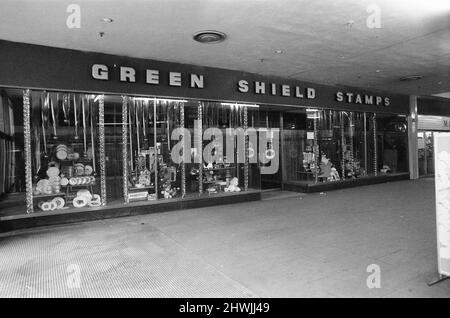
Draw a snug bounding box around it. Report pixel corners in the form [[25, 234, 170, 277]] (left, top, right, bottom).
[[0, 0, 449, 97]]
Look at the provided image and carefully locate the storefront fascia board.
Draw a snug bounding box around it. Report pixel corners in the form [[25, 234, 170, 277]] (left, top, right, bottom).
[[418, 115, 450, 131], [0, 39, 409, 114]]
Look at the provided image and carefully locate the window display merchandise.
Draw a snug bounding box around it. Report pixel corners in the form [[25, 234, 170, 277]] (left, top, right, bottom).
[[282, 109, 408, 185], [0, 86, 408, 216], [28, 91, 104, 213]]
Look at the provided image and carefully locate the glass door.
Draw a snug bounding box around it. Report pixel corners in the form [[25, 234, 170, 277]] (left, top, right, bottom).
[[418, 131, 434, 177]]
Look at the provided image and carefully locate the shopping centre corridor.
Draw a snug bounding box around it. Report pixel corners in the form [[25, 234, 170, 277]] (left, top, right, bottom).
[[0, 178, 449, 297]]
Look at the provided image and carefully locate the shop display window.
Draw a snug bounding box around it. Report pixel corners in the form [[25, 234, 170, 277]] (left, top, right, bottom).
[[201, 102, 251, 195], [1, 87, 408, 216], [0, 89, 26, 216], [28, 91, 104, 213], [376, 114, 408, 173], [282, 108, 406, 185]]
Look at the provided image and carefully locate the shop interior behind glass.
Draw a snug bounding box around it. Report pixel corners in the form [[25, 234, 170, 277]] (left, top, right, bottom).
[[0, 88, 409, 217]]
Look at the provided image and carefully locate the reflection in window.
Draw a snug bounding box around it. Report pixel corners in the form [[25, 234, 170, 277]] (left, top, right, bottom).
[[0, 89, 26, 216]]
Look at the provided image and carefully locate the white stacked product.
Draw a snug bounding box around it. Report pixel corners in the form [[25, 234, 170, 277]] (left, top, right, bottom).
[[73, 189, 101, 208]]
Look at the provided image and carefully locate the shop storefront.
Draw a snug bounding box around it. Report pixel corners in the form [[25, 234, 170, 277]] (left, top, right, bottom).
[[416, 97, 450, 177], [0, 40, 410, 230]]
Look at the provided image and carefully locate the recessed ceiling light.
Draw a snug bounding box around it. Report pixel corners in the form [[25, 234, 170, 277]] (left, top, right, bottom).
[[101, 17, 114, 23], [399, 75, 423, 81], [375, 69, 381, 73], [193, 30, 226, 44], [275, 49, 284, 54]]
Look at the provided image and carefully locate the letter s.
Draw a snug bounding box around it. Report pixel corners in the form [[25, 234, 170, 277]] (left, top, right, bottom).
[[238, 80, 249, 93]]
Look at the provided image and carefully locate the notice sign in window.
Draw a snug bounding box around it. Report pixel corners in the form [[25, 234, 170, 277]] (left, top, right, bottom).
[[434, 132, 450, 276]]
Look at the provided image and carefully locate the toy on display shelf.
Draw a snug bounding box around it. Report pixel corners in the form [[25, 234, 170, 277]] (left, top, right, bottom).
[[224, 177, 241, 192], [302, 152, 315, 172], [318, 154, 340, 182], [158, 160, 180, 199]]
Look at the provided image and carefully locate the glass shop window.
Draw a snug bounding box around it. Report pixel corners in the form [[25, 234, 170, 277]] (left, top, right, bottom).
[[201, 102, 249, 195], [103, 95, 124, 203], [376, 114, 408, 173], [0, 88, 26, 217], [29, 91, 103, 213], [282, 109, 379, 184]]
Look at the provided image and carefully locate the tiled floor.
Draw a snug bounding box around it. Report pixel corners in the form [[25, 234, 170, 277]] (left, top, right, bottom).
[[0, 178, 449, 297]]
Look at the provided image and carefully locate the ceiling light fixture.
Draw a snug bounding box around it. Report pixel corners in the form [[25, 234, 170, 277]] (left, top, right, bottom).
[[275, 49, 284, 54], [399, 75, 423, 81], [101, 17, 114, 23], [193, 30, 227, 44]]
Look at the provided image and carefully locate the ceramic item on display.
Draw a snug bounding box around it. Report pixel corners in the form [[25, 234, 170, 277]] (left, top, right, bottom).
[[69, 177, 77, 186], [56, 149, 67, 160], [49, 201, 58, 210], [48, 175, 61, 185], [88, 194, 101, 207], [52, 197, 65, 209], [53, 185, 61, 193], [73, 196, 88, 208], [74, 164, 84, 176], [46, 167, 60, 178], [84, 165, 93, 175], [77, 189, 92, 201], [60, 177, 69, 186], [36, 179, 49, 191], [39, 201, 52, 211], [48, 161, 60, 169], [43, 185, 53, 194], [56, 144, 69, 160]]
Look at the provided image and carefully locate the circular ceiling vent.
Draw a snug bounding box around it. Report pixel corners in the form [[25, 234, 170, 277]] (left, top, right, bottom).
[[400, 75, 423, 81], [193, 30, 227, 44]]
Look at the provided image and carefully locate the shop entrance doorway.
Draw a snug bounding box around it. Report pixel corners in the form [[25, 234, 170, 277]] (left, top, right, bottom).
[[249, 109, 282, 189], [418, 131, 434, 177]]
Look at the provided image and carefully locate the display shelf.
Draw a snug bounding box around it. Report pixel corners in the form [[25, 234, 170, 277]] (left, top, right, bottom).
[[129, 185, 155, 191], [62, 182, 97, 188], [33, 193, 66, 199], [58, 158, 94, 163], [204, 167, 234, 172]]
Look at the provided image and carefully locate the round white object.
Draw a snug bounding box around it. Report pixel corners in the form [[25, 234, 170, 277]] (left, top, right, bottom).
[[73, 196, 88, 208], [36, 179, 49, 191], [69, 177, 77, 186], [89, 194, 101, 207], [52, 197, 65, 209], [47, 167, 60, 178], [40, 202, 52, 211], [84, 165, 93, 175], [56, 150, 67, 160], [60, 177, 69, 186]]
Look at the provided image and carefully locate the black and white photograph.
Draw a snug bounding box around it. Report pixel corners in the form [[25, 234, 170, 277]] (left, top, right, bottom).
[[0, 0, 449, 302]]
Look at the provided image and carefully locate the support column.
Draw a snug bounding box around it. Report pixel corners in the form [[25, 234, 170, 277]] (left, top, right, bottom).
[[98, 95, 107, 205], [121, 96, 129, 204], [23, 89, 34, 214], [408, 95, 419, 179]]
